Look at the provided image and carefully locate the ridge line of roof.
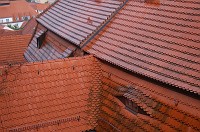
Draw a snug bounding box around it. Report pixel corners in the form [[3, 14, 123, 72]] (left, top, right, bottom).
[[80, 0, 129, 49], [0, 55, 94, 69]]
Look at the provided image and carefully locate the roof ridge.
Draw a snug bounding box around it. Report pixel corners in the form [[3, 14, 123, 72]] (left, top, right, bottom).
[[80, 0, 129, 48]]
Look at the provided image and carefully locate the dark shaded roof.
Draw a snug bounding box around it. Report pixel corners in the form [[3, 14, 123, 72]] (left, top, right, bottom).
[[21, 18, 37, 35], [98, 63, 200, 131], [84, 0, 200, 94], [0, 34, 32, 65], [24, 24, 76, 62], [0, 55, 101, 131], [37, 0, 125, 46]]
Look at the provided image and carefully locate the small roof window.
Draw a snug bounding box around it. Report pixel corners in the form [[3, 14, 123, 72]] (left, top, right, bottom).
[[36, 30, 47, 49]]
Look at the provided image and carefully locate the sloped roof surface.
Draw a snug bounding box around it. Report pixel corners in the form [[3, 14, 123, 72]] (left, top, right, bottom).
[[0, 55, 102, 131], [29, 3, 50, 11], [24, 24, 76, 62], [84, 0, 200, 94], [0, 34, 31, 65], [21, 18, 37, 35], [98, 63, 200, 132], [0, 0, 38, 19], [0, 55, 199, 131], [37, 0, 124, 46]]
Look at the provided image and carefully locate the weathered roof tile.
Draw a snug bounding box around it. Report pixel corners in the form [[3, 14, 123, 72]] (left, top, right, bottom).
[[84, 0, 200, 94]]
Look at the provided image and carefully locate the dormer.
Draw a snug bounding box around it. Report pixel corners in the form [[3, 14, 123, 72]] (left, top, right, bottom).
[[36, 30, 47, 49]]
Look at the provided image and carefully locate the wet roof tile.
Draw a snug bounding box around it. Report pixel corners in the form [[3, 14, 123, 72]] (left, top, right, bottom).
[[84, 0, 200, 94]]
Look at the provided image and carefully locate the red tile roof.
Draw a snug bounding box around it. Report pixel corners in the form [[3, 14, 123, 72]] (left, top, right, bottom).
[[98, 63, 200, 132], [0, 34, 32, 65], [0, 55, 199, 131], [0, 29, 22, 36], [29, 3, 50, 11], [84, 0, 200, 94], [21, 18, 37, 34], [0, 55, 102, 131], [36, 0, 125, 46], [0, 0, 38, 22]]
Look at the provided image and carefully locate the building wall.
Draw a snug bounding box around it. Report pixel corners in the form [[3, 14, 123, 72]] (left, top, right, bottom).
[[0, 17, 13, 23], [35, 0, 48, 4]]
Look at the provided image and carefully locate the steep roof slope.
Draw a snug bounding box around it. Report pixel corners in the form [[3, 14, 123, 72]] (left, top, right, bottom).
[[21, 18, 37, 34], [37, 0, 125, 46], [24, 24, 77, 62], [97, 63, 200, 132], [84, 0, 200, 94], [0, 34, 32, 65], [0, 55, 102, 131]]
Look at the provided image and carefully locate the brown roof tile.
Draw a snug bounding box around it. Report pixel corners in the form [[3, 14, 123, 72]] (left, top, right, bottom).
[[36, 0, 125, 46], [97, 63, 200, 132], [21, 18, 37, 35], [84, 0, 200, 94], [24, 24, 76, 62], [0, 55, 102, 131], [0, 34, 32, 65]]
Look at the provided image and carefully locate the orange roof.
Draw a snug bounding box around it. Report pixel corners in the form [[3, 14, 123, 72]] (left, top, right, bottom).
[[0, 29, 22, 36], [21, 18, 37, 34], [0, 0, 38, 19], [98, 63, 200, 132], [0, 55, 101, 131], [0, 55, 199, 131], [0, 34, 31, 65], [84, 0, 200, 94], [29, 3, 50, 11]]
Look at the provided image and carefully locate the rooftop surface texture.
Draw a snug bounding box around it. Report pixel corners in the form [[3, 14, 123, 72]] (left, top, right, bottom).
[[0, 56, 199, 131], [0, 55, 102, 131], [37, 0, 125, 46], [84, 0, 200, 95], [0, 0, 38, 20], [0, 34, 32, 65]]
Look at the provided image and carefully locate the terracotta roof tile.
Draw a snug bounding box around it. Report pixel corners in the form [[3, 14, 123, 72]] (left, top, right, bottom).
[[84, 0, 200, 94], [0, 55, 102, 131], [22, 18, 37, 35], [24, 24, 76, 62], [36, 0, 125, 46], [0, 0, 38, 22], [97, 63, 200, 132], [29, 3, 50, 11], [0, 34, 32, 65]]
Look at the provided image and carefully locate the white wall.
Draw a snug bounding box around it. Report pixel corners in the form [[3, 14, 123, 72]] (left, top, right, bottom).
[[0, 17, 13, 23], [2, 21, 24, 28]]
